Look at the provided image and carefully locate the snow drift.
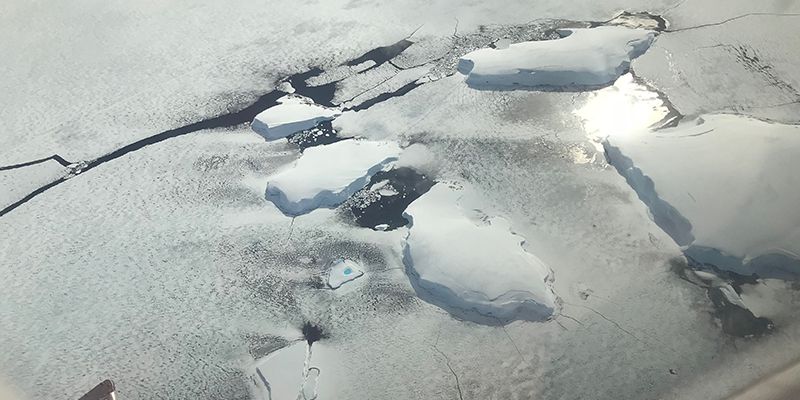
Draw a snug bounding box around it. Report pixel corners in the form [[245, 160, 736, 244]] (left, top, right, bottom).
[[403, 183, 557, 323], [265, 140, 401, 216], [458, 26, 655, 89]]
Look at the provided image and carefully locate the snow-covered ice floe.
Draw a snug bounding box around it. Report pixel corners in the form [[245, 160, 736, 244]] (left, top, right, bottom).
[[251, 95, 340, 140], [458, 26, 655, 90], [403, 182, 557, 323], [266, 140, 401, 216], [328, 258, 364, 289], [605, 114, 800, 278]]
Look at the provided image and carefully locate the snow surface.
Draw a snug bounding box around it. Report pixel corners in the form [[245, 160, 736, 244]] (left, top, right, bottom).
[[605, 114, 800, 276], [328, 259, 364, 289], [6, 1, 800, 400], [265, 140, 401, 216], [634, 11, 800, 124], [0, 161, 66, 209], [458, 26, 655, 89], [250, 341, 306, 400], [403, 182, 557, 322], [250, 339, 344, 400], [251, 95, 340, 140]]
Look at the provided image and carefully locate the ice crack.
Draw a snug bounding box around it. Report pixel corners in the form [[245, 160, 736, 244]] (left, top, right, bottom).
[[665, 13, 800, 33], [433, 333, 464, 400], [0, 154, 72, 171]]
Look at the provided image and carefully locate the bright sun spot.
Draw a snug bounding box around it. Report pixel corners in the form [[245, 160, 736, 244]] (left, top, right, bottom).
[[575, 73, 669, 147]]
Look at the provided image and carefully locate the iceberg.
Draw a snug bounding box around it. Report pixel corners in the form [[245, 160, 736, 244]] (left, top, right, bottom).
[[458, 26, 655, 90], [251, 95, 340, 140], [266, 140, 401, 216], [605, 114, 800, 277], [403, 183, 557, 323]]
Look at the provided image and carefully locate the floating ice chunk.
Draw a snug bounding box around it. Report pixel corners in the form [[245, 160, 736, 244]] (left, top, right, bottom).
[[605, 114, 800, 277], [266, 140, 401, 216], [370, 180, 399, 196], [328, 258, 364, 289], [276, 80, 295, 94], [347, 167, 435, 231], [458, 26, 655, 89], [403, 183, 556, 322], [252, 95, 340, 140]]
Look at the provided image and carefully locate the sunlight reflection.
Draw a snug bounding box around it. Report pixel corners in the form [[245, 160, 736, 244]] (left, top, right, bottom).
[[575, 73, 669, 147]]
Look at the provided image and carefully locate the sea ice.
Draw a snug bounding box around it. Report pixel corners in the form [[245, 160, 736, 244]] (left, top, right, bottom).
[[604, 114, 800, 277], [0, 160, 66, 209], [265, 140, 401, 216], [251, 95, 341, 140], [250, 341, 306, 400], [403, 182, 557, 322], [458, 26, 655, 89]]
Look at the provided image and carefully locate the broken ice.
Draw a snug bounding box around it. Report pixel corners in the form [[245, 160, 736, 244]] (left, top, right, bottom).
[[265, 139, 401, 216], [251, 95, 341, 140]]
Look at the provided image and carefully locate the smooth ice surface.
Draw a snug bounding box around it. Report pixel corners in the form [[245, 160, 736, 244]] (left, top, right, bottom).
[[403, 182, 556, 322], [251, 95, 340, 140], [458, 26, 655, 89], [251, 341, 306, 400], [328, 259, 364, 289], [266, 140, 401, 216], [605, 114, 800, 274]]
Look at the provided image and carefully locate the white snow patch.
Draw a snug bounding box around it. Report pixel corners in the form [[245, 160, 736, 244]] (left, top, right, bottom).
[[458, 26, 655, 89], [403, 182, 556, 322], [605, 114, 800, 274], [328, 258, 364, 289], [252, 95, 340, 140], [266, 140, 401, 216]]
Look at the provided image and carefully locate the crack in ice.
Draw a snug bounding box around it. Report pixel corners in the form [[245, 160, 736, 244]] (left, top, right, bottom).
[[433, 332, 464, 400], [0, 154, 72, 171], [665, 13, 800, 33]]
